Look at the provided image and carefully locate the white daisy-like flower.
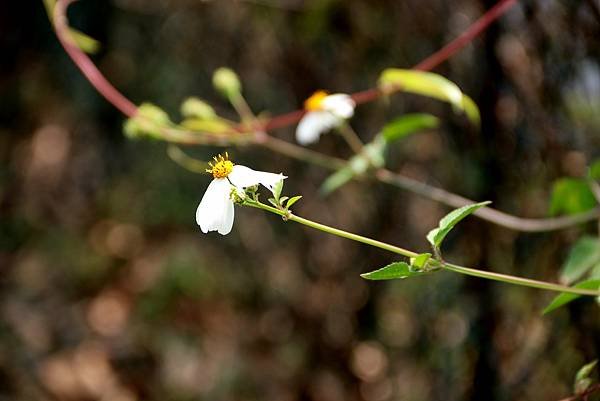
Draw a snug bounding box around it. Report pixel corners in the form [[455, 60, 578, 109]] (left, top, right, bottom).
[[296, 90, 356, 145], [196, 153, 286, 235]]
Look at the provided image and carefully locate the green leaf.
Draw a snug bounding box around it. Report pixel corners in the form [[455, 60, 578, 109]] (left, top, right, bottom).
[[378, 69, 480, 127], [362, 134, 387, 168], [542, 279, 600, 315], [561, 236, 600, 285], [43, 0, 100, 54], [426, 201, 491, 248], [590, 263, 600, 279], [272, 179, 284, 202], [461, 95, 481, 127], [382, 113, 440, 143], [267, 198, 278, 207], [411, 253, 432, 269], [68, 29, 101, 54], [589, 159, 600, 180], [574, 360, 597, 394], [361, 262, 427, 281], [575, 360, 597, 384], [320, 167, 355, 195], [549, 178, 597, 216], [320, 134, 387, 196], [285, 195, 302, 208]]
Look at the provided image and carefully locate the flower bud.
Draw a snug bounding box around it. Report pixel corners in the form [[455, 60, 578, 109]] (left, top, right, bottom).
[[212, 67, 241, 99], [180, 97, 216, 120], [124, 103, 171, 140]]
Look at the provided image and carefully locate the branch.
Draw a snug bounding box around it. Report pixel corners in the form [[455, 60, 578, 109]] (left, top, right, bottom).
[[49, 0, 600, 234], [53, 0, 137, 117]]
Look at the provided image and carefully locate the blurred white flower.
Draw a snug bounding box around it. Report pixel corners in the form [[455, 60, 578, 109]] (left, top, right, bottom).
[[296, 91, 355, 145], [196, 153, 286, 235]]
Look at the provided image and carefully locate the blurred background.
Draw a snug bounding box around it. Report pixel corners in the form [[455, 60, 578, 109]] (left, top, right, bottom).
[[2, 0, 600, 400]]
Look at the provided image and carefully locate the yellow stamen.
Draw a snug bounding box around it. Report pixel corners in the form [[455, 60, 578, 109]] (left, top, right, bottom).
[[206, 152, 234, 179], [304, 90, 329, 111]]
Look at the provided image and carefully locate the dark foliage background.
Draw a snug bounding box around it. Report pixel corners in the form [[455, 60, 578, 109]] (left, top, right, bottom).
[[1, 1, 600, 400]]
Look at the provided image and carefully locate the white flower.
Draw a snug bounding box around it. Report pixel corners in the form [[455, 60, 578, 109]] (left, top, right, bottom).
[[296, 91, 355, 145], [196, 153, 286, 235]]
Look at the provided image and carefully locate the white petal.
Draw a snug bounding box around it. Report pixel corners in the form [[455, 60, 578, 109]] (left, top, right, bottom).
[[257, 172, 287, 193], [229, 165, 287, 193], [296, 111, 340, 145], [322, 94, 355, 118], [196, 178, 235, 235], [218, 199, 234, 235]]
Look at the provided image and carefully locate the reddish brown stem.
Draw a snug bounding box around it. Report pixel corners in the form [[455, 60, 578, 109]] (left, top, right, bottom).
[[252, 0, 519, 129], [53, 0, 137, 117], [413, 0, 517, 71]]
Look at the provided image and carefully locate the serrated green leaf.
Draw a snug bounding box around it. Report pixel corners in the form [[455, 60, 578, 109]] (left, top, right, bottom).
[[361, 262, 427, 280], [382, 113, 440, 143], [378, 69, 480, 127], [542, 279, 600, 315], [549, 178, 597, 216], [426, 201, 491, 248], [561, 236, 600, 285], [411, 253, 432, 269], [286, 196, 302, 208]]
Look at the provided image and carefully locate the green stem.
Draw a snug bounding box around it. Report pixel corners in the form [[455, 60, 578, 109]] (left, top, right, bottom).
[[229, 92, 256, 124], [244, 199, 600, 297], [337, 122, 365, 155]]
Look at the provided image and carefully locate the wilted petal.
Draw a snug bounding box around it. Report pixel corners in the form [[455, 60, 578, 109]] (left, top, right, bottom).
[[296, 111, 340, 145], [229, 165, 286, 193], [196, 178, 235, 235], [322, 94, 355, 118]]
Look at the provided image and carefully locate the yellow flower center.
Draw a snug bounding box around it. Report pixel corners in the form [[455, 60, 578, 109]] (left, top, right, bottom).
[[304, 90, 329, 111], [206, 153, 234, 179]]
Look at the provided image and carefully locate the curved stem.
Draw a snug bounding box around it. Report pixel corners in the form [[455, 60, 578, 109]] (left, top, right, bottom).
[[53, 0, 137, 117], [375, 169, 600, 232], [337, 123, 365, 155], [245, 199, 600, 296], [51, 0, 600, 234]]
